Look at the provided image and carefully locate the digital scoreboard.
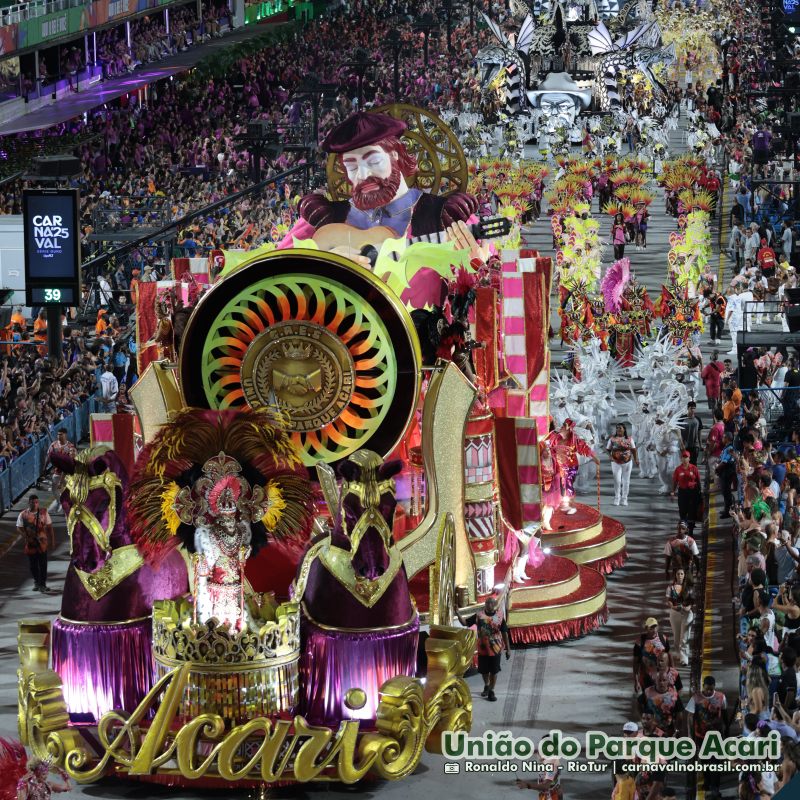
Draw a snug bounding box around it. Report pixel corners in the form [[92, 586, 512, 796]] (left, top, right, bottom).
[[23, 188, 81, 306]]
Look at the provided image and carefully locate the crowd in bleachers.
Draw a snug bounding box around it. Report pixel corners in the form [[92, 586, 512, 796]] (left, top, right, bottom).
[[96, 2, 230, 79], [0, 0, 498, 284], [693, 1, 800, 795], [0, 310, 105, 468]]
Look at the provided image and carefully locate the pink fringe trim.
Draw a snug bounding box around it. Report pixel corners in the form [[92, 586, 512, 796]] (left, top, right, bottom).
[[509, 606, 608, 644], [123, 771, 381, 788], [587, 549, 628, 575]]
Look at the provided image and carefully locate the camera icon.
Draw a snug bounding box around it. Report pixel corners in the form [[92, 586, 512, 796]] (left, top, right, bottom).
[[444, 762, 460, 774]]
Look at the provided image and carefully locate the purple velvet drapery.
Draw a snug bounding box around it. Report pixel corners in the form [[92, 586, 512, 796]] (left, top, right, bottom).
[[52, 616, 154, 722], [300, 616, 419, 726]]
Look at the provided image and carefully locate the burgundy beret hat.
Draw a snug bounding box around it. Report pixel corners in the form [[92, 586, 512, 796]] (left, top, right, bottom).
[[321, 112, 407, 153]]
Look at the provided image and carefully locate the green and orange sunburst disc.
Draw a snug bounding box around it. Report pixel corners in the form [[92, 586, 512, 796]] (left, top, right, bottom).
[[178, 250, 421, 467]]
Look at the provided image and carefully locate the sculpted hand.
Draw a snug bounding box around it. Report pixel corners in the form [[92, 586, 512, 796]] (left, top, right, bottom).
[[446, 220, 490, 263], [329, 245, 371, 268]]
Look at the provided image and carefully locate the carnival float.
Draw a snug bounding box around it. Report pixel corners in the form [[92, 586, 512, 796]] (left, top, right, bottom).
[[16, 104, 628, 790]]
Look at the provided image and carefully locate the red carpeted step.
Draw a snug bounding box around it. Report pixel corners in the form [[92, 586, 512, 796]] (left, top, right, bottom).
[[507, 565, 608, 644], [546, 515, 627, 574], [545, 502, 602, 531], [508, 564, 606, 610]]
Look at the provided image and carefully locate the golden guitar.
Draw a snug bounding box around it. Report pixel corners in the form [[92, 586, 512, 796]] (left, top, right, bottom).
[[311, 216, 512, 254]]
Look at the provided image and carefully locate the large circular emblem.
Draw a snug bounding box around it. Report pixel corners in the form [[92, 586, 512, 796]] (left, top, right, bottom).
[[240, 320, 355, 431], [179, 250, 421, 467]]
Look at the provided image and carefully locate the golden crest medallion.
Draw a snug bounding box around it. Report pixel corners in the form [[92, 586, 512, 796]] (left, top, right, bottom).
[[240, 321, 355, 432]]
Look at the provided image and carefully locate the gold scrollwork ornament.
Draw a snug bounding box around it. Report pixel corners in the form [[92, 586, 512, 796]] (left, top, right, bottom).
[[48, 626, 474, 785]]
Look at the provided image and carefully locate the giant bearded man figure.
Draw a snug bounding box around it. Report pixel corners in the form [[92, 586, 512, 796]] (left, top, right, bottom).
[[282, 112, 478, 260]]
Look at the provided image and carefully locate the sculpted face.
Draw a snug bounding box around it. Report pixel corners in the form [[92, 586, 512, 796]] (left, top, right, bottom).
[[540, 93, 580, 129], [342, 145, 403, 211]]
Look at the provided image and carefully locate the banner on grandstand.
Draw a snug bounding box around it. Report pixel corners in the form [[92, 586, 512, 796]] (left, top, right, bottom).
[[11, 0, 189, 53]]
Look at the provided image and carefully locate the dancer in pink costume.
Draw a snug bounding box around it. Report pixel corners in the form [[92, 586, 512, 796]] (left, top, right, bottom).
[[549, 419, 599, 517]]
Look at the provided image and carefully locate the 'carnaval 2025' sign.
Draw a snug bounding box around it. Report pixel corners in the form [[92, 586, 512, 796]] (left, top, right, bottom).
[[23, 189, 81, 306]]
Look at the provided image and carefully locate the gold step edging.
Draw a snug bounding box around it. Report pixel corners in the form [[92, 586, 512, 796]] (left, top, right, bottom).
[[507, 581, 607, 627], [549, 530, 627, 565], [540, 519, 603, 546], [508, 569, 582, 607]]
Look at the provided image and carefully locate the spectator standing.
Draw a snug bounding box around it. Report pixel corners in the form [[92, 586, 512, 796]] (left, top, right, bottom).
[[664, 520, 701, 576], [725, 283, 753, 356], [752, 123, 772, 165], [729, 221, 745, 271], [17, 494, 54, 592], [735, 184, 752, 226], [98, 362, 119, 412], [782, 221, 794, 265], [744, 223, 760, 265], [706, 407, 726, 478], [707, 293, 726, 347], [686, 677, 727, 798], [701, 351, 725, 411], [671, 450, 702, 523], [679, 402, 704, 465], [47, 429, 76, 515], [113, 264, 129, 293], [97, 272, 113, 305], [665, 567, 695, 666]]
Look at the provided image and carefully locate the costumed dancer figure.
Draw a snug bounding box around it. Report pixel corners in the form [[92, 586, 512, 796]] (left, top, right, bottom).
[[572, 414, 598, 497], [127, 407, 312, 630], [607, 423, 639, 506], [539, 433, 562, 532], [634, 334, 684, 396], [590, 296, 615, 352], [635, 398, 659, 479], [550, 372, 576, 429], [559, 282, 593, 345], [187, 458, 258, 630], [511, 525, 546, 585], [622, 278, 655, 365], [600, 258, 632, 365], [0, 738, 69, 800], [549, 420, 600, 514], [572, 336, 624, 439], [654, 406, 686, 495]]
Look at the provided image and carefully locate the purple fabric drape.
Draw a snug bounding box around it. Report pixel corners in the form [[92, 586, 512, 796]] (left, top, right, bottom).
[[52, 616, 154, 722], [300, 617, 419, 726]]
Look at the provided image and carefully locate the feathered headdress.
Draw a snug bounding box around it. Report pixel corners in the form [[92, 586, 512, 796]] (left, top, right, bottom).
[[600, 258, 631, 314], [448, 267, 478, 320], [0, 739, 27, 800], [127, 408, 312, 563]]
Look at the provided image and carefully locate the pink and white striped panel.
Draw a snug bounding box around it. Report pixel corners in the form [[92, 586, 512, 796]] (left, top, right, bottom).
[[501, 250, 528, 392], [529, 350, 550, 437], [515, 418, 541, 526], [466, 514, 495, 540]]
